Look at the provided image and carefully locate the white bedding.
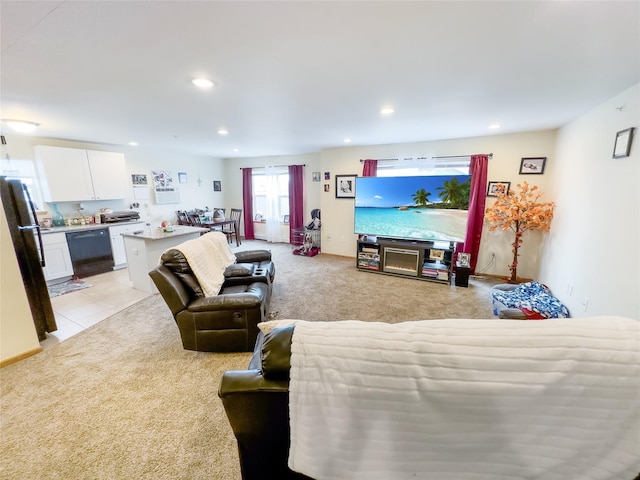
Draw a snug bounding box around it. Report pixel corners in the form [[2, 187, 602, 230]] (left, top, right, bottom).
[[288, 317, 640, 480], [166, 231, 235, 296]]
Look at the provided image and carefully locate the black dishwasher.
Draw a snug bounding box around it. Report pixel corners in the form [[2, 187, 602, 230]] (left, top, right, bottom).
[[66, 228, 114, 278]]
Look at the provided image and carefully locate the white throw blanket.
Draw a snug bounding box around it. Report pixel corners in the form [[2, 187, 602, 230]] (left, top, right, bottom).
[[166, 231, 235, 296], [288, 317, 640, 480]]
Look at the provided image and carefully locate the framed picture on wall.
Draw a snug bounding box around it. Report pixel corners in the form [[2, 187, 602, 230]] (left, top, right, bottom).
[[487, 181, 511, 197], [519, 157, 546, 174], [213, 180, 222, 191], [335, 174, 357, 198], [312, 172, 321, 182], [178, 172, 187, 183], [613, 127, 634, 158], [283, 215, 290, 223]]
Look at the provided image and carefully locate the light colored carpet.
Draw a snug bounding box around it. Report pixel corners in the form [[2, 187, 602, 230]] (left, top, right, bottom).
[[1, 240, 500, 479]]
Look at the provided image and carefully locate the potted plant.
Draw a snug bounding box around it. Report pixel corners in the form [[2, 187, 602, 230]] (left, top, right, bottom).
[[485, 181, 554, 283]]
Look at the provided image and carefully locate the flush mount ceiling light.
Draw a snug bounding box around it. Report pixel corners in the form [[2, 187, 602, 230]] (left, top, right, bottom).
[[2, 119, 40, 133], [217, 128, 228, 135], [380, 107, 395, 115], [192, 78, 214, 88], [128, 141, 139, 146], [344, 138, 352, 143], [488, 124, 501, 129]]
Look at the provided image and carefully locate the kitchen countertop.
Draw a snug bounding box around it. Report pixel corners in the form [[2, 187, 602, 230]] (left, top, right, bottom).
[[120, 225, 208, 240], [40, 220, 145, 234]]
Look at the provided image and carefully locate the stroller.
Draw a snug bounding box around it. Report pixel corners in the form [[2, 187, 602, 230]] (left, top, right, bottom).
[[292, 209, 321, 256]]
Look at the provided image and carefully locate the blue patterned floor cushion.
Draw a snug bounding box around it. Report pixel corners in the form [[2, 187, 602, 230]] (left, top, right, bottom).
[[491, 281, 570, 318]]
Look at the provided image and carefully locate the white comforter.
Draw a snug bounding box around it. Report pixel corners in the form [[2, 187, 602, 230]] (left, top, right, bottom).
[[288, 317, 640, 480], [166, 231, 235, 296]]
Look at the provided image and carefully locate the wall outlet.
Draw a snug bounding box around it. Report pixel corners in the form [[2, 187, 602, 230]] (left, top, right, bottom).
[[581, 297, 589, 311]]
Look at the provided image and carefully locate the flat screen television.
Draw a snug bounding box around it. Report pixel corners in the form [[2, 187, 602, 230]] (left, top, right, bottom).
[[354, 175, 471, 242]]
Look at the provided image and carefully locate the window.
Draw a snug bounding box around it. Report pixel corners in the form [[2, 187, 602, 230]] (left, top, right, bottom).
[[252, 169, 289, 222], [377, 156, 470, 177]]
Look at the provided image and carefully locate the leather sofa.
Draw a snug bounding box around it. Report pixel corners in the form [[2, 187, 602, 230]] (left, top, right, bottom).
[[218, 324, 310, 480], [219, 322, 640, 480], [149, 248, 275, 352]]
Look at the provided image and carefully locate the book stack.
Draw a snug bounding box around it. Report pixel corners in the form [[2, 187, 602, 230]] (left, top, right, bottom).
[[422, 262, 449, 280]]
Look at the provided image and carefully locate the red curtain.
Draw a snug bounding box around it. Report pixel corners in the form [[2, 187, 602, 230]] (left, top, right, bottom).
[[462, 154, 489, 273], [288, 165, 304, 240], [362, 159, 378, 177], [242, 168, 254, 240]]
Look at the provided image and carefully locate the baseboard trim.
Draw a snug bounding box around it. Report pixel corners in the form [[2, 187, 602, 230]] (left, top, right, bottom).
[[0, 347, 43, 368]]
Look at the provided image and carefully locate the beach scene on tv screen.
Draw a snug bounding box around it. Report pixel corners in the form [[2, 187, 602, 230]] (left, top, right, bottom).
[[355, 175, 471, 242]]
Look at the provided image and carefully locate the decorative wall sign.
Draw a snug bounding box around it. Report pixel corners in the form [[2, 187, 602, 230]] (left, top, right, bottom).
[[613, 127, 634, 158], [519, 157, 546, 175], [152, 170, 180, 204]]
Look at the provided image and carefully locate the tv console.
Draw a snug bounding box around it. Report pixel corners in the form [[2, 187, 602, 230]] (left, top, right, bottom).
[[356, 236, 456, 285]]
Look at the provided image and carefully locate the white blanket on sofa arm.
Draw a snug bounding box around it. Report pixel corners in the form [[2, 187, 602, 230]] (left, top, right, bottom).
[[166, 231, 236, 296], [288, 317, 640, 480]]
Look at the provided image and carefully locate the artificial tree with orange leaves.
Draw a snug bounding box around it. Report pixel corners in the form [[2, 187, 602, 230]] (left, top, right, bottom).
[[485, 181, 555, 283]]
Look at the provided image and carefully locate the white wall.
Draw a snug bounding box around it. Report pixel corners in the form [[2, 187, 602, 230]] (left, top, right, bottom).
[[0, 135, 223, 227], [318, 130, 558, 279], [540, 83, 639, 319]]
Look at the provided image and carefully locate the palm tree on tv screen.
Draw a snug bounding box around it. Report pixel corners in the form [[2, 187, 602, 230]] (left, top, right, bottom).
[[436, 178, 471, 209], [411, 188, 431, 207]]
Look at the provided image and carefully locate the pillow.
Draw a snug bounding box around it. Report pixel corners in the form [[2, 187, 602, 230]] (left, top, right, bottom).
[[224, 263, 254, 277]]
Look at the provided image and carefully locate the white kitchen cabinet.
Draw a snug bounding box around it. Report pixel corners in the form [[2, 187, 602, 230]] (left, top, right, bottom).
[[41, 232, 74, 282], [35, 146, 128, 202], [109, 222, 144, 268]]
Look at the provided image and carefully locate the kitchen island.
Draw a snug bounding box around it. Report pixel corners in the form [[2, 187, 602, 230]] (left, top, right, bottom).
[[122, 226, 209, 293]]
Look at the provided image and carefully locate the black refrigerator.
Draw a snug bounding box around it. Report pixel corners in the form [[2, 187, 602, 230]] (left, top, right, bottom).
[[0, 176, 57, 340]]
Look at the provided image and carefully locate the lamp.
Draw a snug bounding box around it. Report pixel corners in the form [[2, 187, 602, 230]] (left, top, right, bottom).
[[2, 119, 40, 133]]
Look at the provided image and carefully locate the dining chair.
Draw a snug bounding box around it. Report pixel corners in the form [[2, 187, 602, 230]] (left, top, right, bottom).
[[175, 210, 189, 225], [223, 208, 242, 245]]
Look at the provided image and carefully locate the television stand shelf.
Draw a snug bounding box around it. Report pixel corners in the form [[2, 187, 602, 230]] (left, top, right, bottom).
[[356, 236, 456, 284]]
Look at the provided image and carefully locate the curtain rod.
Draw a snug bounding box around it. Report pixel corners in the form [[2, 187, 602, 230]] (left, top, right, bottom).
[[433, 153, 493, 159], [360, 153, 493, 162], [240, 164, 305, 170]]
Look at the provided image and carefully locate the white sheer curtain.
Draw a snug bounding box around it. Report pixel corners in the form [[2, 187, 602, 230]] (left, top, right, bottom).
[[264, 166, 282, 242]]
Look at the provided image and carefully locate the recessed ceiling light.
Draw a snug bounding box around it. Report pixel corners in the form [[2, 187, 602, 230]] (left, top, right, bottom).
[[2, 119, 40, 133], [344, 138, 352, 143], [217, 128, 228, 135], [192, 78, 214, 88], [488, 124, 501, 129], [233, 148, 239, 152], [128, 141, 139, 146], [380, 107, 395, 115]]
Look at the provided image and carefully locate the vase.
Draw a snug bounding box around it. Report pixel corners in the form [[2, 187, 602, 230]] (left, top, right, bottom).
[[51, 203, 65, 227]]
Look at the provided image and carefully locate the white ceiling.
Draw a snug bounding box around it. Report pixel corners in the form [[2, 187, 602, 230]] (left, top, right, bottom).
[[1, 1, 639, 159]]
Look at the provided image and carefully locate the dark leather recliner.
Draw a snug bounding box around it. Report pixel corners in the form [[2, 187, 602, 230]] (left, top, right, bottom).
[[219, 325, 312, 480], [148, 249, 275, 352]]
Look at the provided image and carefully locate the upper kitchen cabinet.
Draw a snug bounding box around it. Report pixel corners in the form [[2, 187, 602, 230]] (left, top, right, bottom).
[[34, 146, 128, 202]]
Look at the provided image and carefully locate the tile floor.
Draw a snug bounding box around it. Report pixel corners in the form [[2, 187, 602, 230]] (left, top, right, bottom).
[[41, 268, 151, 349]]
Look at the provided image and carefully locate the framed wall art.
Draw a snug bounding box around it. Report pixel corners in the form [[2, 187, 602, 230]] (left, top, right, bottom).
[[613, 127, 634, 158], [178, 172, 187, 183], [312, 172, 321, 182], [213, 180, 221, 191], [487, 181, 511, 197], [131, 174, 147, 185], [335, 174, 357, 199], [519, 157, 546, 175]]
